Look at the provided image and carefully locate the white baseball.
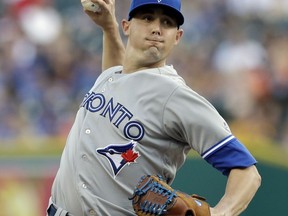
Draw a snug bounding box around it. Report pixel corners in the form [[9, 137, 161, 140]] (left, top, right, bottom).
[[81, 0, 101, 13]]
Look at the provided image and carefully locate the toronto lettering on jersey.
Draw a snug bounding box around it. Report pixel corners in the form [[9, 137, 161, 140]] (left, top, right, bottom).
[[80, 92, 145, 141]]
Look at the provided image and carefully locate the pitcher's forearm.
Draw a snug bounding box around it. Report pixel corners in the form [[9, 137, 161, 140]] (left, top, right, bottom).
[[102, 23, 125, 71], [210, 166, 261, 216]]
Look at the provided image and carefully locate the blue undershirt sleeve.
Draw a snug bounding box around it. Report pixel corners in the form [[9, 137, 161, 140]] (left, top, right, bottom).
[[201, 135, 257, 176]]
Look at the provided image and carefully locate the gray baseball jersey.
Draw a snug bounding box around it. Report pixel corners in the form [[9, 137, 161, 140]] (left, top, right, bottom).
[[50, 65, 253, 215]]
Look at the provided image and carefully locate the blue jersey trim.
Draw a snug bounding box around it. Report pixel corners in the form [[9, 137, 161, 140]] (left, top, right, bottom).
[[202, 136, 257, 176], [201, 135, 235, 159]]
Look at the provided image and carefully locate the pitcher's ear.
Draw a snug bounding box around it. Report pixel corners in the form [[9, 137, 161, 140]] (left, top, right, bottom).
[[121, 19, 130, 36], [175, 29, 184, 45]]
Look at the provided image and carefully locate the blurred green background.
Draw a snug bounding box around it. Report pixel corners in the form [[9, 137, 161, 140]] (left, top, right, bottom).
[[1, 0, 288, 215]]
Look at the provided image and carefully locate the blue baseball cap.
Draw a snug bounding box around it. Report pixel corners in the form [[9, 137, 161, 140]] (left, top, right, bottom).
[[128, 0, 184, 26]]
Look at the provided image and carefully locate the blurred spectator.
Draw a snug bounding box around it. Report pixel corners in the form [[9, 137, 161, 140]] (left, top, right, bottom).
[[267, 36, 288, 145], [211, 16, 269, 119], [226, 0, 288, 20], [0, 0, 101, 140]]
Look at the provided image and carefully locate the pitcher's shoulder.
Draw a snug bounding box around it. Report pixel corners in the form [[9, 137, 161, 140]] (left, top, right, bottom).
[[158, 65, 186, 86]]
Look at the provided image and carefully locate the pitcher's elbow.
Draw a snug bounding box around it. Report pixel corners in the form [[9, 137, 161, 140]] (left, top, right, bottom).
[[253, 166, 262, 189]]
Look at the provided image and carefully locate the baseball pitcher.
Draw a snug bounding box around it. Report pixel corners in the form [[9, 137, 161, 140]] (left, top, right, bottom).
[[47, 0, 261, 215]]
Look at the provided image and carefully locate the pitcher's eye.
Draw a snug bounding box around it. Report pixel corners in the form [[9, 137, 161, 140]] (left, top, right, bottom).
[[162, 18, 177, 28], [163, 19, 172, 26], [142, 15, 153, 22]]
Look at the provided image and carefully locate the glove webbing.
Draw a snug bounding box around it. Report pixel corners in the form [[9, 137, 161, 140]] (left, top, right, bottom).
[[130, 175, 177, 215]]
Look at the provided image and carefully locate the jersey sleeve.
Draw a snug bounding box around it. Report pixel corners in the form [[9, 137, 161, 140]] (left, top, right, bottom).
[[201, 135, 257, 175], [163, 85, 232, 154], [162, 85, 256, 175]]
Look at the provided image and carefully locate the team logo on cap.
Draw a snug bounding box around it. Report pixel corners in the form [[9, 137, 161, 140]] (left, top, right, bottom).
[[97, 141, 140, 176]]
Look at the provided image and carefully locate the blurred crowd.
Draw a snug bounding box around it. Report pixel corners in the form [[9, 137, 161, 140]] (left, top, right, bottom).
[[0, 0, 287, 146]]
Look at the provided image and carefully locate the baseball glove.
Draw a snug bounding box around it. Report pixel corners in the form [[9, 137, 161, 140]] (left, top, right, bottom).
[[129, 175, 211, 216]]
